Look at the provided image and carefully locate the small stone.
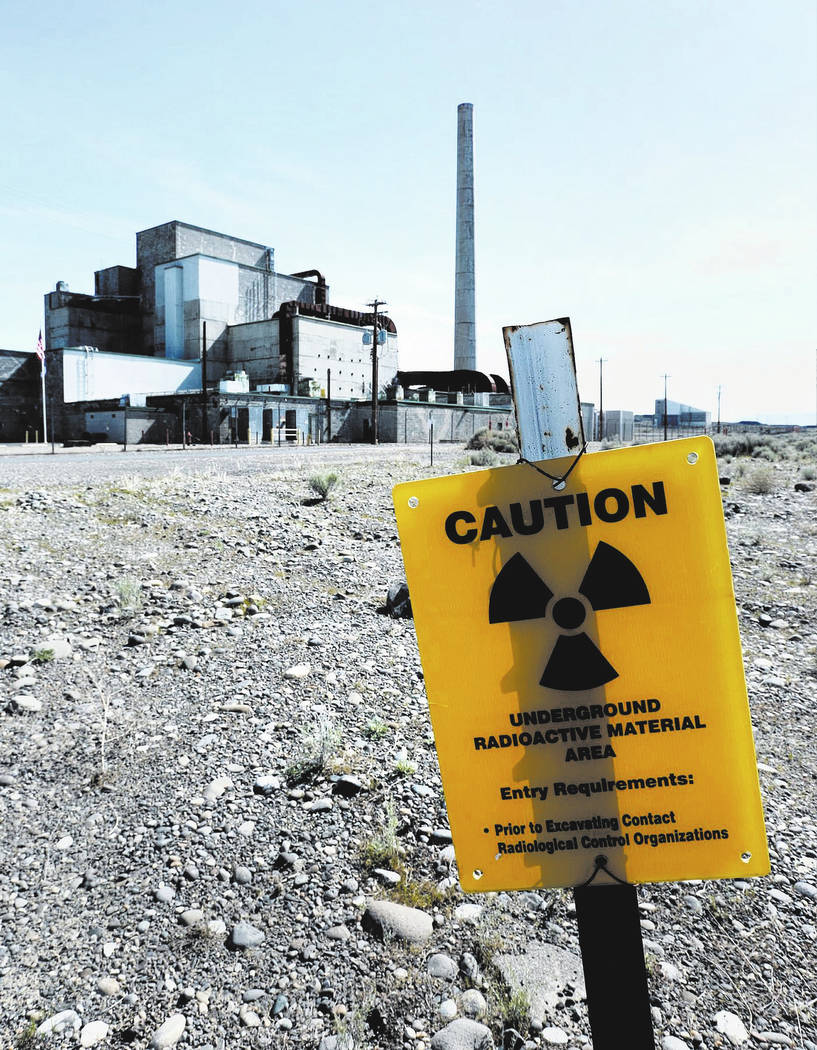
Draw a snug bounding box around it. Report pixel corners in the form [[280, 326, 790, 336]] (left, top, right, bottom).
[[253, 774, 280, 796], [714, 1010, 749, 1045], [439, 999, 458, 1021], [240, 1008, 262, 1027], [154, 883, 175, 903], [40, 636, 73, 660], [179, 909, 205, 927], [326, 924, 351, 941], [385, 581, 412, 619], [229, 921, 265, 949], [150, 1013, 186, 1048], [333, 774, 363, 797], [36, 1011, 82, 1036], [97, 977, 121, 996], [430, 1018, 494, 1050], [362, 900, 433, 944], [428, 953, 458, 980], [454, 903, 483, 924], [658, 960, 683, 982], [80, 1021, 110, 1047], [374, 868, 401, 886], [460, 989, 487, 1018], [284, 663, 311, 679], [541, 1029, 569, 1047], [661, 1037, 691, 1050], [233, 865, 252, 885], [794, 881, 817, 900], [203, 776, 233, 802], [9, 696, 42, 713]]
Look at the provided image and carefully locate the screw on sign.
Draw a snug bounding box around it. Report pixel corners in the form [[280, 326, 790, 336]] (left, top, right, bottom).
[[392, 319, 768, 1050]]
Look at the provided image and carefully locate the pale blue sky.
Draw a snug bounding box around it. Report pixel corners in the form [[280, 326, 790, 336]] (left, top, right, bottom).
[[2, 0, 815, 422]]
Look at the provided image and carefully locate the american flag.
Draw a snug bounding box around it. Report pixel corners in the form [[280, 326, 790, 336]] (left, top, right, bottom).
[[36, 330, 45, 375]]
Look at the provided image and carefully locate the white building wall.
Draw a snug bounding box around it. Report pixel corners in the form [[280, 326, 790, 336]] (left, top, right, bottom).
[[295, 316, 398, 399], [62, 347, 201, 403], [155, 256, 240, 360]]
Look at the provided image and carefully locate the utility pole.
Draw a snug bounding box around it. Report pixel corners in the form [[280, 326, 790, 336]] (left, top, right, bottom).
[[326, 368, 332, 442], [662, 374, 671, 442], [201, 321, 208, 443], [717, 385, 722, 435], [597, 357, 607, 442], [367, 299, 387, 444]]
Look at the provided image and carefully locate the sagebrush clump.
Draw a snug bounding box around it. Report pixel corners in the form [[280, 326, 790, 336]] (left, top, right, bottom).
[[742, 464, 776, 495], [469, 448, 499, 467], [466, 427, 518, 454]]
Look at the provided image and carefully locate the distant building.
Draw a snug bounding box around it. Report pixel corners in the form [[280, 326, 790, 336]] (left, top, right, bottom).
[[45, 220, 398, 402], [34, 220, 511, 445], [600, 409, 633, 442], [0, 350, 40, 441], [654, 399, 710, 429]]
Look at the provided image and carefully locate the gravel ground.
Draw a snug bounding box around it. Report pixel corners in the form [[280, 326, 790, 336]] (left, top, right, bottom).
[[0, 441, 814, 1050]]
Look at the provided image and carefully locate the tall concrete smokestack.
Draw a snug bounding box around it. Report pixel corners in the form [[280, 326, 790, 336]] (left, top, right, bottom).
[[454, 102, 476, 371]]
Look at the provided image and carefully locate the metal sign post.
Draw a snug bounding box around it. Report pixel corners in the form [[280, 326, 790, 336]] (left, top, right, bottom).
[[503, 319, 654, 1049]]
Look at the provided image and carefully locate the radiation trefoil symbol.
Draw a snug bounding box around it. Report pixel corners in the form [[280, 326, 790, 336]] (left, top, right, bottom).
[[488, 542, 650, 691]]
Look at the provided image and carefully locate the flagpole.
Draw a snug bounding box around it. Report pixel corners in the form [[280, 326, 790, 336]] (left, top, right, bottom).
[[41, 365, 48, 445], [36, 331, 48, 445]]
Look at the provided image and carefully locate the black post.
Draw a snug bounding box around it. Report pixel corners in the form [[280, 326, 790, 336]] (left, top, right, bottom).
[[574, 882, 655, 1049], [326, 369, 332, 442], [182, 400, 186, 450], [123, 404, 128, 453], [430, 421, 434, 467], [662, 374, 670, 442], [201, 321, 208, 443], [50, 397, 55, 454]]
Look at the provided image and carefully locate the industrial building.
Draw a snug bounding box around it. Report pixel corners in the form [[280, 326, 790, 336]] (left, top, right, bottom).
[[24, 219, 511, 445], [0, 350, 40, 442], [653, 399, 711, 429]]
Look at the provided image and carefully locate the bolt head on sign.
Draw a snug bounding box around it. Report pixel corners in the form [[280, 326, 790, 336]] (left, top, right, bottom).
[[393, 438, 768, 892]]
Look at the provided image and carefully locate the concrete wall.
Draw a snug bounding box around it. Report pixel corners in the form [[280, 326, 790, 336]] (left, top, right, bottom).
[[95, 266, 138, 296], [294, 315, 398, 400], [372, 401, 512, 444], [227, 320, 282, 387], [0, 350, 40, 441], [603, 410, 634, 442], [45, 290, 141, 355], [83, 408, 177, 444], [154, 256, 239, 360], [62, 348, 201, 403]]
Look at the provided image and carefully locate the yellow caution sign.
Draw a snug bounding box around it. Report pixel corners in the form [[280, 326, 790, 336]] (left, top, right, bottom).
[[393, 437, 768, 892]]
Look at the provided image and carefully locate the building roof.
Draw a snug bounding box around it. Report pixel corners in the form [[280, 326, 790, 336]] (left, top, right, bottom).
[[135, 220, 271, 252]]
